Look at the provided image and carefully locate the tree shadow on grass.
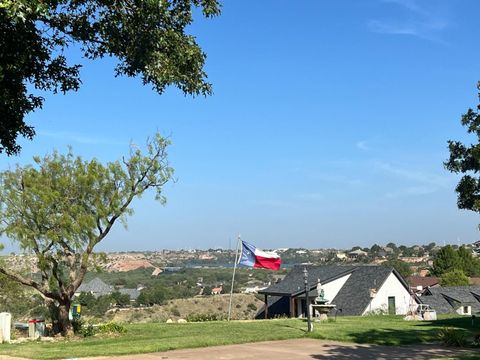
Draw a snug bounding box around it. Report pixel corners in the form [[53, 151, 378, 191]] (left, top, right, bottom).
[[326, 317, 480, 346], [309, 343, 473, 360]]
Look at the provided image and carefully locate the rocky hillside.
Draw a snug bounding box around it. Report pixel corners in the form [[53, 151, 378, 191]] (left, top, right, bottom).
[[107, 294, 263, 323]]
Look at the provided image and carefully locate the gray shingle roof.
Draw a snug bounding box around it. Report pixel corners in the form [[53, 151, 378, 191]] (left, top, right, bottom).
[[119, 288, 141, 300], [259, 265, 357, 296], [260, 265, 408, 316], [76, 278, 113, 296], [421, 286, 480, 314], [331, 265, 393, 315]]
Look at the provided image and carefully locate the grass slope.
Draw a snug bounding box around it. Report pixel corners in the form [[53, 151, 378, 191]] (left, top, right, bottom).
[[0, 316, 478, 360]]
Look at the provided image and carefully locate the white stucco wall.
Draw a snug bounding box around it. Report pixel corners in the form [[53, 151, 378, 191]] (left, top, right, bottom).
[[323, 273, 352, 302], [310, 274, 352, 317], [363, 272, 415, 315]]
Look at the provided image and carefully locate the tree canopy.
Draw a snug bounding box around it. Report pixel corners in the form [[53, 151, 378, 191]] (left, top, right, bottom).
[[0, 133, 174, 335], [445, 81, 480, 215], [0, 0, 220, 155], [432, 245, 480, 277], [382, 258, 412, 279], [440, 269, 470, 287]]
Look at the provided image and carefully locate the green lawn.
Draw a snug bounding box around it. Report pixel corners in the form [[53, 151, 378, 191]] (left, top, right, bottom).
[[0, 316, 478, 360]]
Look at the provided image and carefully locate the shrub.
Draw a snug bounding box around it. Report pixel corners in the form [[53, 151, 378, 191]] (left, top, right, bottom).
[[172, 308, 181, 317], [235, 304, 241, 309], [72, 319, 95, 337], [72, 319, 83, 335], [97, 322, 127, 334], [437, 327, 469, 347], [247, 303, 257, 311], [186, 313, 222, 322]]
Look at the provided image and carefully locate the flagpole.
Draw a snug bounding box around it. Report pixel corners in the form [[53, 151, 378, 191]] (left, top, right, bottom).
[[228, 235, 241, 321]]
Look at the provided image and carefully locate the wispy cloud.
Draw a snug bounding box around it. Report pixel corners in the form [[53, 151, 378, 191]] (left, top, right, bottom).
[[356, 140, 370, 151], [38, 130, 128, 146], [369, 0, 448, 42], [373, 161, 452, 198]]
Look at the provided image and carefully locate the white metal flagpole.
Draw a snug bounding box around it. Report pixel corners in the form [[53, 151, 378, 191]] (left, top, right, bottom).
[[227, 235, 241, 321]]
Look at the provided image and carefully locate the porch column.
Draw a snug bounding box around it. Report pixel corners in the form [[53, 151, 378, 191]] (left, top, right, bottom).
[[264, 294, 268, 319], [290, 296, 295, 317]]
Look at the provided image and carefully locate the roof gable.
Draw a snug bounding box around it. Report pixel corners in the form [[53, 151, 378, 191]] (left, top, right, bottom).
[[259, 265, 357, 296], [421, 286, 480, 313], [76, 277, 113, 295], [331, 266, 394, 315]]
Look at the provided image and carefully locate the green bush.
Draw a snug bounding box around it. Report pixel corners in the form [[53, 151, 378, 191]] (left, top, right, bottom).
[[72, 319, 95, 337], [186, 313, 222, 322], [247, 303, 257, 311], [437, 327, 469, 347], [172, 307, 181, 317], [97, 322, 127, 334], [72, 319, 83, 335]]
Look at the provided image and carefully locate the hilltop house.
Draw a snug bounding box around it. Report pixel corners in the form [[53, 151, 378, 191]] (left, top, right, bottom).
[[421, 286, 480, 315], [407, 276, 440, 295], [347, 249, 368, 259], [75, 278, 141, 301], [257, 265, 418, 319]]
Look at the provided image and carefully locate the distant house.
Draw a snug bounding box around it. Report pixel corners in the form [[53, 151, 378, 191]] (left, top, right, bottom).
[[211, 286, 222, 295], [75, 277, 141, 301], [75, 278, 113, 298], [258, 265, 418, 319], [421, 286, 480, 315], [407, 276, 440, 295], [243, 286, 267, 294], [348, 249, 368, 259], [473, 240, 480, 256]]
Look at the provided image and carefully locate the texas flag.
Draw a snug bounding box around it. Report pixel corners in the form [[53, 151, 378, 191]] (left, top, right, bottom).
[[238, 240, 281, 271]]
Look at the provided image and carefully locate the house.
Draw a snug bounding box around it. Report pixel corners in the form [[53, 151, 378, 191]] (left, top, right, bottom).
[[257, 265, 418, 319], [407, 276, 440, 295], [473, 240, 480, 256], [347, 249, 368, 259], [211, 286, 222, 295], [75, 278, 141, 301], [75, 278, 113, 298], [421, 286, 480, 315]]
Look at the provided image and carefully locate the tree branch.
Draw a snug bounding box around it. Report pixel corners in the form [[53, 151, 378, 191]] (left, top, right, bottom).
[[0, 265, 60, 301]]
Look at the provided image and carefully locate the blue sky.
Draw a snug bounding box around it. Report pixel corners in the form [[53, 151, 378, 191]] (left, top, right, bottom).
[[1, 0, 480, 252]]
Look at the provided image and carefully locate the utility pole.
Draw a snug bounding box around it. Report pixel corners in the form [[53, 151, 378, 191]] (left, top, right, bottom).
[[303, 267, 313, 332]]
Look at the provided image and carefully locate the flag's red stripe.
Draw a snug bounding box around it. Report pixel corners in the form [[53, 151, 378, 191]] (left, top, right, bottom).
[[253, 256, 281, 270]]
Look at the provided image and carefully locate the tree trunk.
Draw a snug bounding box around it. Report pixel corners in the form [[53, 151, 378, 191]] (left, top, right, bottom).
[[58, 299, 74, 337]]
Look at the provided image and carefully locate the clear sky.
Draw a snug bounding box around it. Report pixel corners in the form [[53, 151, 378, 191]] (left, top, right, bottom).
[[1, 0, 480, 252]]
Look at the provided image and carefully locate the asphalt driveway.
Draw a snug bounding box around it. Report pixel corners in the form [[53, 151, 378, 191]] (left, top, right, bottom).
[[74, 339, 472, 360]]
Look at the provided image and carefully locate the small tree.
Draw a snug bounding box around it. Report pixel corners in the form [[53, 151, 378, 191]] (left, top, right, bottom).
[[457, 246, 480, 277], [440, 270, 470, 287], [382, 259, 412, 279], [432, 245, 461, 276], [111, 291, 131, 307], [0, 133, 173, 335]]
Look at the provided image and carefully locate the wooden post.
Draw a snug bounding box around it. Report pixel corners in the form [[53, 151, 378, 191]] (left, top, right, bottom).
[[264, 294, 268, 319], [290, 296, 295, 317]]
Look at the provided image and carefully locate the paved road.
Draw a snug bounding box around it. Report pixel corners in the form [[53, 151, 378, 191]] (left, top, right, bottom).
[[75, 339, 472, 360]]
